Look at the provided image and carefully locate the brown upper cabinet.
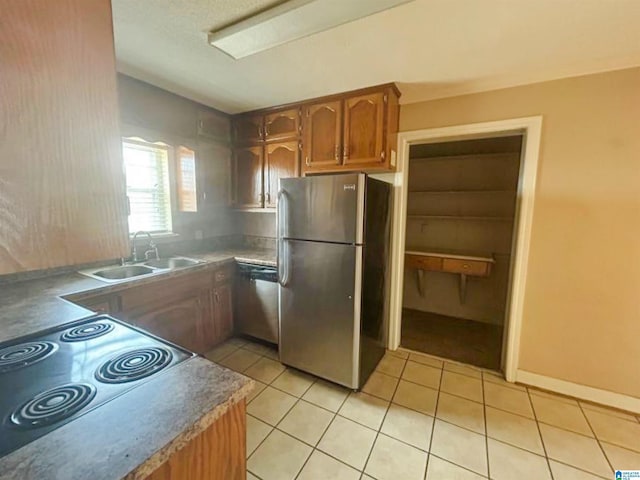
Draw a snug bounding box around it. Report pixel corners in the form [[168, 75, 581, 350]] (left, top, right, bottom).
[[302, 86, 400, 174], [230, 83, 400, 209], [232, 109, 303, 210], [264, 108, 302, 142], [343, 92, 385, 166], [233, 146, 264, 208], [265, 142, 301, 208], [233, 114, 264, 144], [302, 101, 343, 170]]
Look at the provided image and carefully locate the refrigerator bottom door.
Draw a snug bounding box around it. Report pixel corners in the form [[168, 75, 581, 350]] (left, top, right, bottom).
[[279, 239, 361, 389]]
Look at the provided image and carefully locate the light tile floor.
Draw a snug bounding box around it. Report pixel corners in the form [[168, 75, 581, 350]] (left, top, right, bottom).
[[205, 338, 640, 480]]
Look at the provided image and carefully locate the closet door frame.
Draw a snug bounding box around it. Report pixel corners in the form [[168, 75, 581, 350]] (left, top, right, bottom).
[[387, 117, 543, 385]]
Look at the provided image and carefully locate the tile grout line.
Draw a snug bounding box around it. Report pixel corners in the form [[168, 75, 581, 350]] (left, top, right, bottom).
[[481, 371, 491, 480], [233, 343, 617, 471], [423, 360, 445, 480], [247, 357, 317, 478], [578, 400, 615, 475], [217, 341, 624, 480], [524, 386, 555, 480], [361, 354, 410, 479], [292, 378, 353, 479]]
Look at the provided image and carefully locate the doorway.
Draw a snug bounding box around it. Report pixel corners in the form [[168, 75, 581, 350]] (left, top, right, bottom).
[[401, 135, 523, 370], [387, 117, 543, 380]]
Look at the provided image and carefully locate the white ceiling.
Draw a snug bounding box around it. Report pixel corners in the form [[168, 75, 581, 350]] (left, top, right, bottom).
[[112, 0, 640, 114]]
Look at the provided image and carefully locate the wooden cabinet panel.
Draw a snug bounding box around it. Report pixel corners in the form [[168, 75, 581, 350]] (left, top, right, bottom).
[[302, 101, 342, 170], [213, 283, 234, 342], [214, 265, 234, 284], [442, 258, 491, 276], [233, 146, 264, 208], [0, 0, 129, 274], [197, 109, 231, 143], [265, 142, 300, 208], [146, 400, 246, 480], [118, 272, 214, 353], [405, 254, 443, 272], [133, 293, 208, 353], [74, 293, 121, 315], [198, 141, 232, 208], [232, 114, 263, 144], [343, 92, 385, 166], [264, 108, 301, 142]]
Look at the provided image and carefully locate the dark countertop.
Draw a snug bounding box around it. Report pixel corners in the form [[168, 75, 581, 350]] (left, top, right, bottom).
[[0, 247, 275, 479], [0, 247, 276, 344], [0, 357, 253, 480]]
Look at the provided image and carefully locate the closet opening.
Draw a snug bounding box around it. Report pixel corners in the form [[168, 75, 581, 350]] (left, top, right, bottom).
[[401, 134, 524, 371]]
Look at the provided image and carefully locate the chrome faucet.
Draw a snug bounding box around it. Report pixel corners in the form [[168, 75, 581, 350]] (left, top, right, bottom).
[[131, 231, 159, 262]]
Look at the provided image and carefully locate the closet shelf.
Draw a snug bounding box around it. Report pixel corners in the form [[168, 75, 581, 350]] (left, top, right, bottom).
[[407, 214, 513, 222], [408, 189, 516, 194]]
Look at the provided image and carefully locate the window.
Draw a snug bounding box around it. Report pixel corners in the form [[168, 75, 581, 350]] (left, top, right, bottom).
[[176, 146, 197, 212], [122, 138, 173, 234]]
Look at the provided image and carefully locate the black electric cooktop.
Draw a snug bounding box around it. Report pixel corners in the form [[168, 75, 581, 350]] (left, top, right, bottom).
[[0, 315, 193, 457]]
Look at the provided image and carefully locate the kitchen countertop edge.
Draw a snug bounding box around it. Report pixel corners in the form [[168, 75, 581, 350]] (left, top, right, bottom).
[[0, 248, 276, 345]]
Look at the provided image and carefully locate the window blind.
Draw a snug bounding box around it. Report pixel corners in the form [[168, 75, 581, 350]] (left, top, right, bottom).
[[122, 140, 172, 234], [177, 146, 197, 212]]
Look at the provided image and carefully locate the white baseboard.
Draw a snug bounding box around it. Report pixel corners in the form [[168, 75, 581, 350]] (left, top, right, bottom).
[[517, 370, 640, 414]]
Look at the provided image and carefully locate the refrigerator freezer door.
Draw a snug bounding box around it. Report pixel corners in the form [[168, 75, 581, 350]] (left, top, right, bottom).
[[278, 173, 365, 244], [279, 239, 362, 388]]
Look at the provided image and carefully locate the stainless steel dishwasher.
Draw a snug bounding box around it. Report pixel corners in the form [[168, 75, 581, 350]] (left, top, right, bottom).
[[235, 263, 279, 344]]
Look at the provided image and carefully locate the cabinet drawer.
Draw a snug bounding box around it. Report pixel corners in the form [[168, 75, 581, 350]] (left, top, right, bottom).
[[405, 255, 442, 272], [442, 258, 490, 276], [214, 266, 233, 284]]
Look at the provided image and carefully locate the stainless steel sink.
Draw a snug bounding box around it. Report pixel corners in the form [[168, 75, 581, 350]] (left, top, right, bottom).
[[144, 257, 202, 269], [79, 256, 203, 283], [91, 265, 156, 280]]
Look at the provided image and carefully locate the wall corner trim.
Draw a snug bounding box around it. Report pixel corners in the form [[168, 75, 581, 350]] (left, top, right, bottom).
[[517, 369, 640, 415]]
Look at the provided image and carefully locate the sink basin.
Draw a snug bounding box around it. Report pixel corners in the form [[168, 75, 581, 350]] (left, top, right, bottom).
[[91, 265, 156, 280], [144, 257, 201, 269]]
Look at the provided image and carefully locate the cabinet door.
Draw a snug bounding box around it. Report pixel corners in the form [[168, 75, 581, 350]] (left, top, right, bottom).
[[233, 146, 264, 208], [264, 108, 301, 142], [343, 92, 385, 166], [133, 292, 209, 353], [0, 0, 129, 274], [265, 141, 300, 208], [197, 109, 231, 143], [213, 283, 234, 342], [198, 141, 232, 208], [232, 114, 263, 144], [302, 101, 342, 170], [75, 294, 121, 315]]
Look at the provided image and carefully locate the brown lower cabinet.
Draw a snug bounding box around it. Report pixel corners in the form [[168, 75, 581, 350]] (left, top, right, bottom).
[[145, 400, 246, 480], [74, 265, 234, 354]]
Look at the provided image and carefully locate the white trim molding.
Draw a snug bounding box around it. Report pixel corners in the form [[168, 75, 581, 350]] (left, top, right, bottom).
[[387, 116, 543, 383], [518, 370, 640, 414]]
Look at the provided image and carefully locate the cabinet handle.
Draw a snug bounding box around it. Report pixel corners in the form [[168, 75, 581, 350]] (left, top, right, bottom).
[[334, 146, 340, 162], [380, 150, 385, 161], [214, 292, 219, 303], [305, 157, 310, 166], [343, 145, 349, 160], [264, 123, 269, 137], [257, 124, 263, 139]]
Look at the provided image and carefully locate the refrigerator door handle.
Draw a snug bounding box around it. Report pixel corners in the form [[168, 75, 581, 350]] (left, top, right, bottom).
[[277, 189, 290, 286]]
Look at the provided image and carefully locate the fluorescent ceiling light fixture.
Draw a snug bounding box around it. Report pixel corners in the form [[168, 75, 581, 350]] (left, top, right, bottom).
[[208, 0, 414, 59]]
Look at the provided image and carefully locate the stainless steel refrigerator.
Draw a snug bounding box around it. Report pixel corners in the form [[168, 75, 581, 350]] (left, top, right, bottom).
[[277, 173, 392, 390]]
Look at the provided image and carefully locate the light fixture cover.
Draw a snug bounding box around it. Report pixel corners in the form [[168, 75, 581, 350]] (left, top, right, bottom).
[[208, 0, 414, 59]]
